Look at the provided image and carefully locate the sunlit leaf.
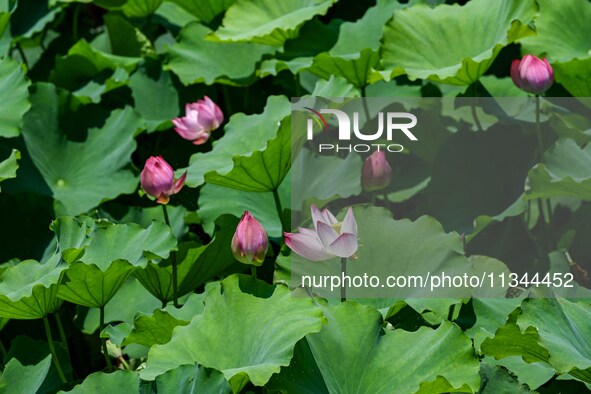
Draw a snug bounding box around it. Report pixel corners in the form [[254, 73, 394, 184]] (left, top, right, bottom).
[[182, 95, 290, 187], [0, 257, 64, 319], [166, 0, 236, 23], [0, 56, 30, 138], [141, 275, 325, 392], [306, 302, 480, 393], [0, 149, 20, 189], [166, 22, 275, 86], [212, 0, 336, 46], [63, 370, 140, 393], [380, 0, 536, 84], [204, 117, 290, 191]]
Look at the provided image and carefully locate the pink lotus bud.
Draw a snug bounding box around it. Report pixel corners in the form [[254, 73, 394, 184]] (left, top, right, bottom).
[[172, 96, 224, 145], [285, 205, 358, 262], [361, 151, 392, 192], [511, 55, 554, 95], [140, 156, 187, 204], [231, 211, 269, 266]]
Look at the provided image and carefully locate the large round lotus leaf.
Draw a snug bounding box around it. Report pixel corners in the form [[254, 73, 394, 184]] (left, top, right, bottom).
[[212, 0, 336, 46], [380, 0, 536, 85], [140, 275, 325, 392], [0, 56, 30, 138]]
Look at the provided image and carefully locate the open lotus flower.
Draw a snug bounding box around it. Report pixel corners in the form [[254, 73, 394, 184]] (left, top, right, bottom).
[[511, 55, 554, 95], [140, 156, 186, 204], [284, 205, 358, 261], [172, 96, 224, 145]]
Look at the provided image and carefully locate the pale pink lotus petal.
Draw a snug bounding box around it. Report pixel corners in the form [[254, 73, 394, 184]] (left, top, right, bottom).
[[311, 204, 325, 232], [316, 220, 339, 249], [340, 207, 358, 236], [328, 233, 358, 258], [321, 208, 338, 225], [284, 231, 335, 261], [173, 172, 187, 194]]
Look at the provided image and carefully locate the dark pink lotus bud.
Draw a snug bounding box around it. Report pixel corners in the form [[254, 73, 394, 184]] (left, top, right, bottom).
[[231, 211, 269, 266], [140, 156, 186, 204], [361, 151, 392, 192], [511, 55, 554, 95], [172, 96, 224, 145]]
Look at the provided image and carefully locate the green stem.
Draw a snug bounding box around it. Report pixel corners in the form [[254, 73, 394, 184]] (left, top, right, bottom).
[[162, 204, 179, 308], [99, 306, 113, 371], [251, 266, 257, 279], [534, 95, 554, 248], [222, 85, 233, 115], [54, 313, 70, 360], [294, 74, 302, 97], [43, 316, 67, 384], [535, 95, 544, 160], [0, 339, 6, 358], [272, 188, 287, 234], [15, 43, 29, 69], [471, 97, 483, 132], [341, 257, 347, 303]]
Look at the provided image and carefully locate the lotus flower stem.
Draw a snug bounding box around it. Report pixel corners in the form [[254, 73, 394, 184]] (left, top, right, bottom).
[[43, 316, 67, 383], [54, 313, 71, 361], [99, 306, 113, 371], [471, 97, 483, 132], [251, 266, 257, 279], [341, 257, 347, 302], [535, 95, 554, 237], [0, 339, 6, 358], [535, 95, 545, 160], [162, 204, 179, 308], [272, 188, 287, 234]]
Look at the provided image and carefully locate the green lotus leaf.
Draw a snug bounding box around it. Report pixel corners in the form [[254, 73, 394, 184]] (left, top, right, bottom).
[[79, 276, 162, 334], [291, 149, 362, 211], [182, 95, 290, 187], [517, 298, 591, 380], [54, 218, 176, 308], [0, 257, 65, 319], [380, 0, 537, 84], [0, 149, 20, 190], [50, 39, 140, 91], [204, 116, 290, 192], [166, 0, 236, 23], [129, 64, 178, 132], [212, 0, 336, 46], [63, 370, 140, 394], [526, 138, 591, 201], [0, 56, 30, 138], [135, 215, 242, 304], [121, 310, 189, 348], [58, 260, 136, 308], [21, 83, 143, 216], [0, 354, 52, 394], [484, 356, 555, 391], [518, 0, 591, 95], [153, 364, 231, 394], [306, 302, 480, 393], [141, 275, 325, 392], [165, 22, 275, 86], [122, 0, 162, 17], [481, 323, 550, 364], [309, 0, 403, 88], [10, 0, 59, 40], [198, 183, 287, 237]]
